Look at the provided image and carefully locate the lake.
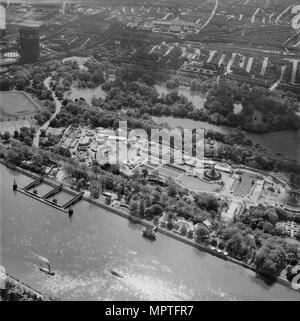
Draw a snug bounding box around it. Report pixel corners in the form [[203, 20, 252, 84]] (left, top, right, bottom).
[[155, 84, 207, 110], [152, 116, 300, 162], [65, 85, 107, 105]]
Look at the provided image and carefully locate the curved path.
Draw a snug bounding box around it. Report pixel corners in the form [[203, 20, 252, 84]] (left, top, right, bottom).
[[32, 77, 62, 148], [197, 0, 219, 33]]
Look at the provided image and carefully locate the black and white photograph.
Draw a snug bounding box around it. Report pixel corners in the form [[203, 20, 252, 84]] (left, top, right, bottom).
[[0, 0, 299, 307]]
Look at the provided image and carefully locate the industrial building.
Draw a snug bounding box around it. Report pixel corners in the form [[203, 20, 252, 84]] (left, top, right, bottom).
[[0, 1, 7, 40], [19, 21, 41, 62]]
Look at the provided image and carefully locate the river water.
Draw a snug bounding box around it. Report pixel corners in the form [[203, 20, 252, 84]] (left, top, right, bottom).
[[0, 164, 299, 300], [152, 116, 300, 161]]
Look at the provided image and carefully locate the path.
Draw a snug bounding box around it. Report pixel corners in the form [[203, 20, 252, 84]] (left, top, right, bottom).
[[196, 0, 219, 33], [218, 53, 226, 67], [251, 8, 261, 24], [207, 50, 217, 63], [275, 5, 293, 25], [32, 77, 62, 148], [260, 57, 269, 75], [269, 65, 286, 91], [225, 53, 237, 74], [246, 57, 253, 73]]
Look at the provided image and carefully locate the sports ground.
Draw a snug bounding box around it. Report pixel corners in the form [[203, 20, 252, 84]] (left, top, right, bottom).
[[0, 91, 40, 120]]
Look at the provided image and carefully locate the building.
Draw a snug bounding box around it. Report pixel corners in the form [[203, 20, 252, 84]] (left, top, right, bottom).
[[0, 1, 7, 40], [181, 60, 220, 76], [19, 22, 41, 62]]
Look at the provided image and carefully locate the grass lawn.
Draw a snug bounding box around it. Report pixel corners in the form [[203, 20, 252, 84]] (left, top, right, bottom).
[[233, 173, 256, 197], [0, 91, 39, 117]]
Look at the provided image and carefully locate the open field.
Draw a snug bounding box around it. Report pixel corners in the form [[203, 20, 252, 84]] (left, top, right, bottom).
[[0, 119, 34, 135], [232, 172, 257, 197], [157, 165, 183, 179], [0, 91, 40, 120], [178, 175, 220, 193]]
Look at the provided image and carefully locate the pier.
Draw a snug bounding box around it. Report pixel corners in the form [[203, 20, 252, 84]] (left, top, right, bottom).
[[23, 177, 44, 191], [15, 177, 83, 214], [42, 184, 63, 199], [63, 192, 84, 209]]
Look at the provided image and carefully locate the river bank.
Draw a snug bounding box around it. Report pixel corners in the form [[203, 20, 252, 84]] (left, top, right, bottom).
[[0, 270, 44, 301], [3, 161, 299, 295]]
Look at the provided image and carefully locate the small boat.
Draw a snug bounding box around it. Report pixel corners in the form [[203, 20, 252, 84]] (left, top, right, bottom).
[[39, 259, 55, 276], [109, 270, 123, 278], [142, 227, 157, 240]]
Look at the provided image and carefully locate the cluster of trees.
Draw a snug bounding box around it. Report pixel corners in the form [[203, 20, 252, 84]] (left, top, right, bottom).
[[74, 63, 105, 89], [190, 78, 215, 93], [0, 129, 70, 174], [35, 100, 56, 126], [220, 204, 300, 277], [7, 127, 36, 147], [204, 80, 300, 132], [239, 205, 281, 235], [62, 159, 220, 231]]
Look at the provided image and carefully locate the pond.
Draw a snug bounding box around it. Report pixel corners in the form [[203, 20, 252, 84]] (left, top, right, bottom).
[[65, 85, 107, 105], [155, 84, 207, 110]]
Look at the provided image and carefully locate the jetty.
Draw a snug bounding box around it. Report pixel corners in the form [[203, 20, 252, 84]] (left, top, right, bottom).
[[13, 177, 83, 215]]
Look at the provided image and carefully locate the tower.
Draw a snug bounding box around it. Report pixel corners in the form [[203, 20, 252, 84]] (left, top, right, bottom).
[[19, 23, 40, 62], [0, 1, 7, 40]]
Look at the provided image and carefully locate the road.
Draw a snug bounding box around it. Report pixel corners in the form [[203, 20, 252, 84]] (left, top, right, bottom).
[[32, 77, 62, 148]]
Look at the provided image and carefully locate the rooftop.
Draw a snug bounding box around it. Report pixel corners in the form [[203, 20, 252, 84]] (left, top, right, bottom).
[[17, 21, 43, 29]]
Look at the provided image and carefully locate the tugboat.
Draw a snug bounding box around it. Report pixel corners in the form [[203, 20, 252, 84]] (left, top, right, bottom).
[[39, 258, 55, 276], [109, 270, 124, 278], [142, 226, 157, 240]]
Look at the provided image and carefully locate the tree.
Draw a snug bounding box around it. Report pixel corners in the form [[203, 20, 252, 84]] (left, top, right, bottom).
[[139, 201, 145, 217], [211, 238, 218, 247], [195, 226, 209, 243], [15, 78, 26, 90], [144, 204, 163, 219], [0, 77, 10, 91], [265, 207, 278, 225], [2, 131, 11, 141], [129, 200, 139, 217], [13, 130, 19, 139], [180, 224, 187, 236], [167, 178, 178, 197], [6, 150, 20, 165], [254, 239, 288, 277], [226, 233, 246, 258]]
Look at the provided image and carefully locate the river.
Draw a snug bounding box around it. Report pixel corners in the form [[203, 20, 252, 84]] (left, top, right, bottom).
[[152, 116, 300, 161], [0, 164, 299, 300]]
